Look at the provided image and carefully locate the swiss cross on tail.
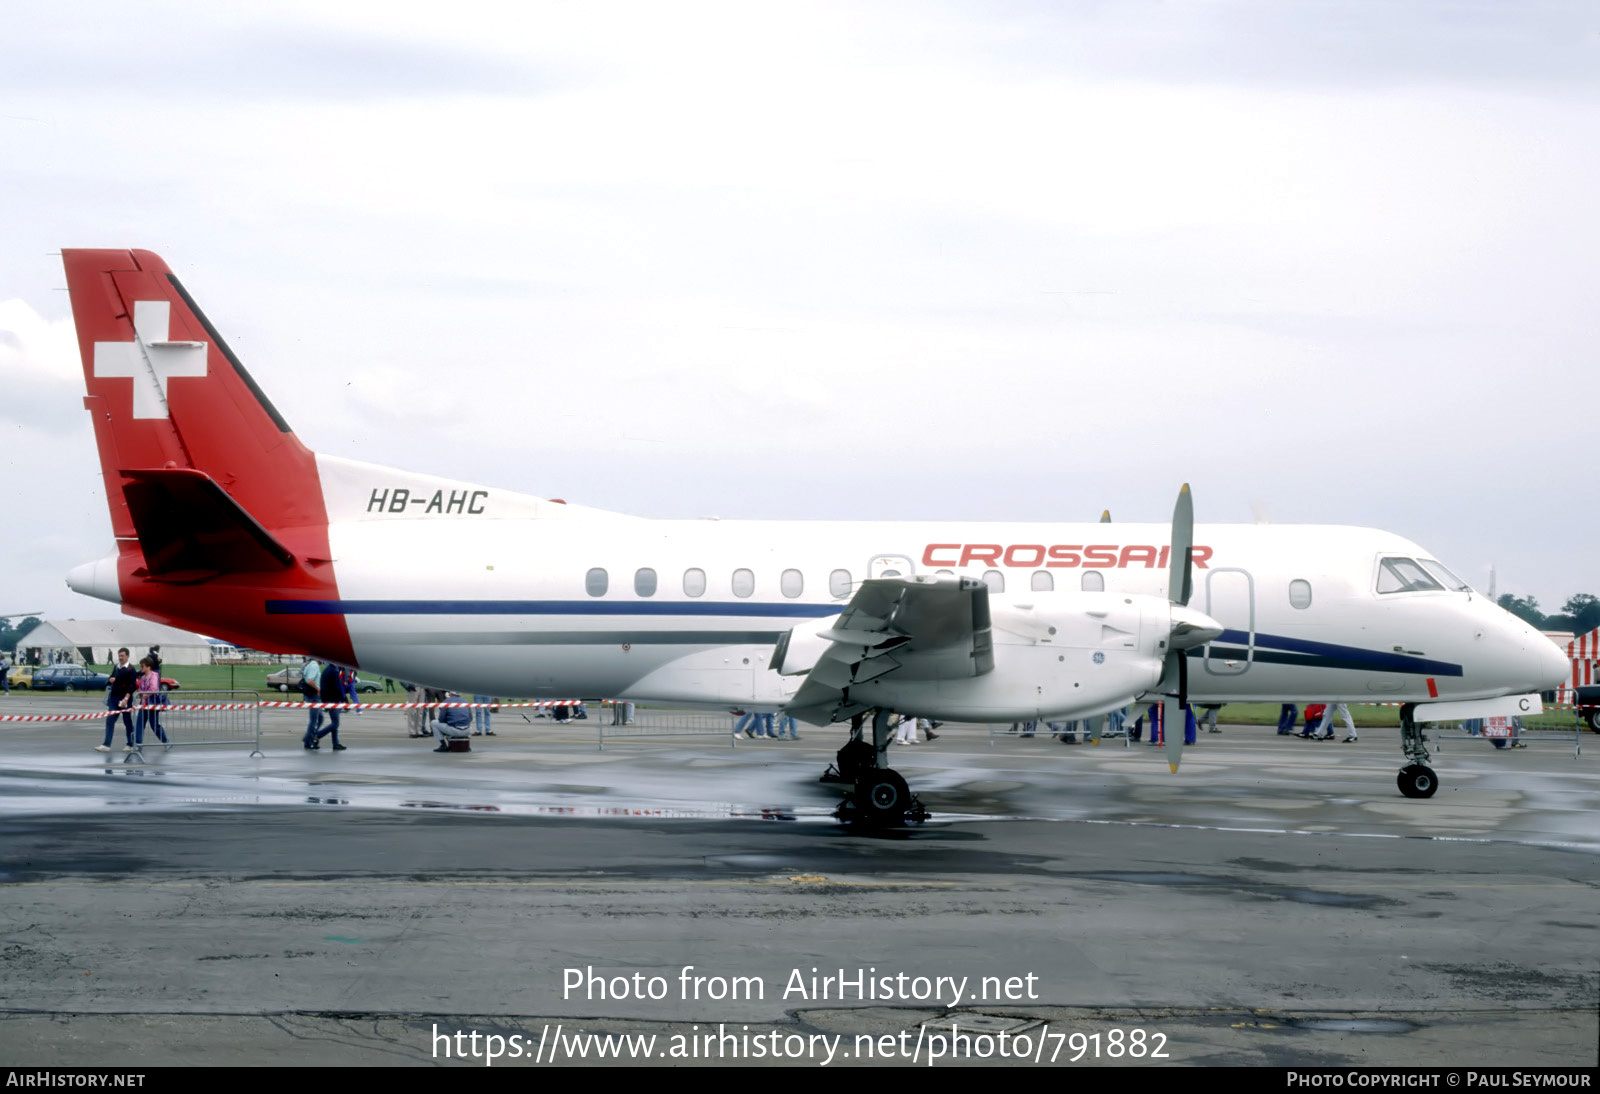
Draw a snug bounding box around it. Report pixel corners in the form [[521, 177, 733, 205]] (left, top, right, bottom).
[[93, 301, 207, 419]]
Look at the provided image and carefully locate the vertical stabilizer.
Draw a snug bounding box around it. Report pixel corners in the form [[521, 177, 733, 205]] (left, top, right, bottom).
[[63, 249, 323, 539]]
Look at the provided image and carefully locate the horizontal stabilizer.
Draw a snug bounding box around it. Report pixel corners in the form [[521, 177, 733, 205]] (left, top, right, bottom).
[[121, 468, 295, 580]]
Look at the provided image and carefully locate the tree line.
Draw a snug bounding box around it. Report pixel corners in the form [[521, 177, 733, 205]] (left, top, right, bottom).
[[1496, 594, 1600, 635], [0, 617, 41, 654]]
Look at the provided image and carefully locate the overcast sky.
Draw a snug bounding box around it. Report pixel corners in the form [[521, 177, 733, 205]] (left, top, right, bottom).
[[3, 1, 1597, 623]]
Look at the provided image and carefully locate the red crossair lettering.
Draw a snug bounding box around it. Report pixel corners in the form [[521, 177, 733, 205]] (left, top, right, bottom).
[[1081, 544, 1118, 568], [1119, 545, 1159, 569], [1046, 545, 1082, 568], [1002, 544, 1046, 567], [922, 544, 960, 567], [959, 544, 1002, 567]]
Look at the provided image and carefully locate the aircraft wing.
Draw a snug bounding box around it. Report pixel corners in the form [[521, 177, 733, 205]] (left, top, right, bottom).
[[782, 575, 994, 724]]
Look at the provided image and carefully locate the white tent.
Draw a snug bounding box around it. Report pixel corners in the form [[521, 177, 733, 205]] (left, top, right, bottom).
[[14, 619, 219, 667]]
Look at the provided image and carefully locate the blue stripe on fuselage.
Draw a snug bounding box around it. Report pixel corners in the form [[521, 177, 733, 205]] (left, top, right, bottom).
[[266, 599, 842, 618], [267, 603, 1462, 677], [1204, 629, 1462, 677]]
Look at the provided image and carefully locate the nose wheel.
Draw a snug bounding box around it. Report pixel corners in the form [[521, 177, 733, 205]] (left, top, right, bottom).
[[1397, 763, 1438, 799]]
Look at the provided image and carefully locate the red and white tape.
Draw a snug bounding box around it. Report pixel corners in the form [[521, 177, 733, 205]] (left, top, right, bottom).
[[0, 698, 589, 722]]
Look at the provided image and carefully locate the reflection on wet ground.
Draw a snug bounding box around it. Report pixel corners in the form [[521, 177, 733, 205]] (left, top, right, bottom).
[[1, 710, 1595, 851]]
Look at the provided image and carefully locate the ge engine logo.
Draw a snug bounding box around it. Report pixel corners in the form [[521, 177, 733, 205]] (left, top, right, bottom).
[[1093, 652, 1105, 665]]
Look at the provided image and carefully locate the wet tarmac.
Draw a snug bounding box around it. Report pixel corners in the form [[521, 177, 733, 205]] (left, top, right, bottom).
[[1, 701, 1596, 1067]]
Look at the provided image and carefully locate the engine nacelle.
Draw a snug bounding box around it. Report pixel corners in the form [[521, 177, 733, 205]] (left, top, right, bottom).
[[845, 592, 1186, 721]]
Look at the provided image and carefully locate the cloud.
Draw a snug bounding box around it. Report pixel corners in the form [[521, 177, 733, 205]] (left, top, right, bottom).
[[0, 9, 564, 102], [0, 300, 86, 434]]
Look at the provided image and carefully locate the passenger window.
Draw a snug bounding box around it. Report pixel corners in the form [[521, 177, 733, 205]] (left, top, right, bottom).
[[781, 569, 803, 598], [1376, 557, 1443, 594], [634, 568, 657, 597], [732, 568, 755, 598], [936, 569, 954, 577], [829, 569, 852, 598], [983, 570, 1005, 594], [1289, 579, 1312, 609], [585, 568, 608, 597], [880, 568, 901, 578], [1081, 571, 1104, 592], [683, 568, 706, 597], [1031, 571, 1054, 592]]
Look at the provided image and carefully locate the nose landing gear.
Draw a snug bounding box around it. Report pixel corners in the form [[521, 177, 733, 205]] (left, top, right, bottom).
[[1397, 702, 1441, 799], [1396, 762, 1438, 799]]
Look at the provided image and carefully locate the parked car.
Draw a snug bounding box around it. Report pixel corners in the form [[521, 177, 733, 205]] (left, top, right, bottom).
[[4, 665, 34, 689], [265, 667, 378, 693], [266, 667, 306, 692], [1574, 685, 1600, 732], [31, 665, 111, 691]]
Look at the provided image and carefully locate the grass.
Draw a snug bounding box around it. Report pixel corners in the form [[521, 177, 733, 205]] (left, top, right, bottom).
[[20, 663, 403, 700]]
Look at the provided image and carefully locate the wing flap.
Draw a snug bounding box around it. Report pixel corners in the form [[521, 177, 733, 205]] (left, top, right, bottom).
[[782, 575, 992, 722]]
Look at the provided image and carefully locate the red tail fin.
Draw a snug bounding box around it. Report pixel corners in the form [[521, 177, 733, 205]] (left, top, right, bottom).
[[63, 249, 322, 538], [64, 249, 354, 662]]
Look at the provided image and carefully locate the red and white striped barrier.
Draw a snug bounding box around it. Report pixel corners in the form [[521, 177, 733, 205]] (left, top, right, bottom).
[[0, 698, 591, 722]]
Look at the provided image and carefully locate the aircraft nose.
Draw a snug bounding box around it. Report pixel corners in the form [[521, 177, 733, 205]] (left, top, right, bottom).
[[1532, 635, 1569, 692]]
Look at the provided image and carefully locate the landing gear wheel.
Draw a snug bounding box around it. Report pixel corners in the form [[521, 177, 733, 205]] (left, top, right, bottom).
[[835, 739, 875, 781], [853, 768, 911, 826], [1397, 763, 1438, 799]]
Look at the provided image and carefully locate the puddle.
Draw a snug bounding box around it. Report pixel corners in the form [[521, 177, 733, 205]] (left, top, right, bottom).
[[1072, 871, 1390, 908], [1288, 1018, 1418, 1033]]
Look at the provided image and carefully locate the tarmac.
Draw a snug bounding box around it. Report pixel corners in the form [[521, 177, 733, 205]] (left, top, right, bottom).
[[0, 696, 1595, 1067]]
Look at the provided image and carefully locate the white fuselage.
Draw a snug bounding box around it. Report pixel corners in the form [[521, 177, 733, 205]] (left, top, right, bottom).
[[298, 457, 1565, 720]]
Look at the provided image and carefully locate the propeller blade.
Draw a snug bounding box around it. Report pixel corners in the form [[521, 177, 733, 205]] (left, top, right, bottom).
[[1162, 652, 1188, 773], [1099, 509, 1112, 524], [1169, 484, 1194, 607]]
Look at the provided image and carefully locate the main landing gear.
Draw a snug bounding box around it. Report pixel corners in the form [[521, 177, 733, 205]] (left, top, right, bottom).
[[1396, 702, 1439, 799], [821, 709, 930, 827]]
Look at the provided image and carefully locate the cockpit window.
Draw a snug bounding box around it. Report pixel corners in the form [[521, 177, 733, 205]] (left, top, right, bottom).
[[1417, 559, 1471, 592], [1376, 556, 1444, 594]]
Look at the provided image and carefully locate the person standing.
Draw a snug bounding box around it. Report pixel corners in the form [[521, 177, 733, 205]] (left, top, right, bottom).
[[134, 656, 169, 748], [1, 652, 10, 694], [97, 647, 138, 753], [341, 667, 360, 714], [1299, 703, 1328, 739], [895, 712, 917, 745], [402, 681, 426, 737], [145, 646, 169, 727], [1277, 703, 1299, 736], [1327, 703, 1357, 742], [1108, 705, 1128, 738], [472, 694, 494, 736], [300, 656, 323, 749], [313, 661, 347, 751]]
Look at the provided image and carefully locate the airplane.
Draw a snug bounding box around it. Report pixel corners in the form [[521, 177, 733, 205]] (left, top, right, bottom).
[[57, 248, 1569, 824]]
